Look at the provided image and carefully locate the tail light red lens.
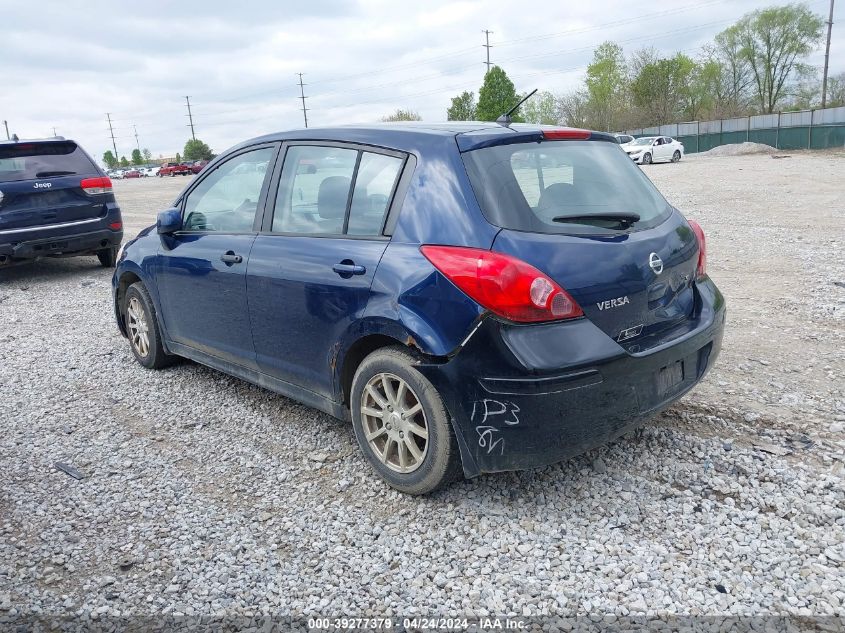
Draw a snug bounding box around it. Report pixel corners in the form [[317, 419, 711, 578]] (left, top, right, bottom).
[[420, 245, 583, 323], [109, 221, 123, 231], [688, 220, 707, 279], [80, 177, 112, 195]]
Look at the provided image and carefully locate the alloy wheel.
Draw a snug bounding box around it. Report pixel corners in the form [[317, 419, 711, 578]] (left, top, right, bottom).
[[127, 296, 150, 358], [360, 372, 429, 474]]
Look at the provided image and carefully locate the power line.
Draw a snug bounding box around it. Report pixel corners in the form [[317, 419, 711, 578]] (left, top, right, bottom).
[[105, 113, 118, 159], [821, 0, 835, 108], [482, 29, 494, 73], [297, 73, 309, 128], [185, 96, 196, 140]]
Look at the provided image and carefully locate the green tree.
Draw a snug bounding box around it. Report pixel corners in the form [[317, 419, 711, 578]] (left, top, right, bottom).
[[476, 66, 522, 122], [142, 148, 152, 161], [381, 109, 422, 122], [131, 149, 143, 165], [102, 150, 117, 169], [732, 3, 824, 113], [826, 71, 845, 107], [446, 91, 476, 121], [631, 54, 696, 125], [585, 42, 628, 131], [707, 26, 755, 117], [521, 91, 559, 125], [183, 138, 213, 161], [683, 58, 722, 120], [557, 90, 591, 128], [119, 156, 130, 168]]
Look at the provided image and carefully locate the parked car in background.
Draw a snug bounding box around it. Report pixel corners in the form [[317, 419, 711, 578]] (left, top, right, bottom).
[[124, 169, 141, 179], [625, 136, 685, 164], [142, 166, 158, 177], [157, 162, 192, 177], [191, 160, 209, 174], [613, 133, 634, 145], [112, 122, 722, 494], [110, 169, 125, 179], [0, 136, 123, 267]]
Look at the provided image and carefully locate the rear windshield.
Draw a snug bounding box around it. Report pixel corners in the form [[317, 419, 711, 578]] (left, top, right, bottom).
[[462, 140, 671, 235], [0, 142, 99, 183]]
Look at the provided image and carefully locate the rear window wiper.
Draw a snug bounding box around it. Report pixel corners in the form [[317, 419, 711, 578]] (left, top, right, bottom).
[[552, 212, 640, 228], [34, 170, 76, 177]]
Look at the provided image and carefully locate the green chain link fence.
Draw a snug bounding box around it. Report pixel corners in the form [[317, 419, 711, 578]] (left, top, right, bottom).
[[624, 106, 845, 154]]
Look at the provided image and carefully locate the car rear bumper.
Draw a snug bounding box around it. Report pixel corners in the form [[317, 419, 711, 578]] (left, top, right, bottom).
[[0, 227, 123, 262], [417, 278, 725, 477]]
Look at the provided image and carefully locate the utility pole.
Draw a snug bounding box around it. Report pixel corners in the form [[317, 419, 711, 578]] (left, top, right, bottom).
[[297, 73, 309, 128], [133, 124, 140, 151], [3, 120, 9, 140], [184, 96, 196, 140], [52, 127, 57, 137], [482, 29, 494, 73], [821, 0, 835, 108], [105, 113, 118, 160]]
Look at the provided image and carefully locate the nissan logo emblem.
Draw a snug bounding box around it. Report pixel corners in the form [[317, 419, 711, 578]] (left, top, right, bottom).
[[649, 252, 664, 275]]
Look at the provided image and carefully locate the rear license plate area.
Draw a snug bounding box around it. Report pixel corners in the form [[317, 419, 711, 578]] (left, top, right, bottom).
[[657, 360, 685, 395]]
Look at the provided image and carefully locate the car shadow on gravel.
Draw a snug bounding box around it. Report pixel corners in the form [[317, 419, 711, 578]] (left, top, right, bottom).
[[0, 257, 109, 285]]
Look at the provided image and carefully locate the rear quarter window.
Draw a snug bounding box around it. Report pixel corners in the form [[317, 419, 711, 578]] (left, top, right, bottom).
[[0, 142, 99, 183], [462, 140, 671, 235]]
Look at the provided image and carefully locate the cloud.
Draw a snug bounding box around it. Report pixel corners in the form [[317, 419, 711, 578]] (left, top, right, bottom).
[[2, 0, 841, 161]]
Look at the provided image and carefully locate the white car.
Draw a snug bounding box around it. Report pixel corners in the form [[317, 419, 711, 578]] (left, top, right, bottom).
[[142, 166, 158, 177], [624, 136, 684, 165]]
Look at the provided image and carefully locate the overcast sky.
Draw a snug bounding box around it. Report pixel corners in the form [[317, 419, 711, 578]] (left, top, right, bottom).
[[2, 0, 841, 162]]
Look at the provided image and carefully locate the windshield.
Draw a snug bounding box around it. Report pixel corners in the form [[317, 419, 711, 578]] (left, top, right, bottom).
[[462, 139, 671, 235], [0, 141, 98, 183], [631, 137, 655, 146]]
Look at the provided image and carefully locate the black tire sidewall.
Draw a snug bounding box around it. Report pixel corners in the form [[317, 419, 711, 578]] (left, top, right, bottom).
[[673, 151, 681, 162], [350, 348, 459, 495], [644, 153, 652, 164], [124, 283, 170, 369]]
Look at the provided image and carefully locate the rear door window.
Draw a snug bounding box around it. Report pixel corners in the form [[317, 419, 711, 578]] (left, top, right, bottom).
[[462, 140, 671, 235], [0, 142, 99, 182], [271, 145, 404, 236]]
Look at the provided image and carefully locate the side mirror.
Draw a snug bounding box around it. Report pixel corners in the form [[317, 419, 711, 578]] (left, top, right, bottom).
[[157, 208, 182, 234]]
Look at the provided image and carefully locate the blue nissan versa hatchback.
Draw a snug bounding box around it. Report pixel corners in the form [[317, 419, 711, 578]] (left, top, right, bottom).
[[0, 137, 123, 267], [112, 123, 724, 494]]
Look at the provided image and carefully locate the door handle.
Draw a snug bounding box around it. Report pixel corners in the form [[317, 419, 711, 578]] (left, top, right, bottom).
[[333, 262, 366, 276], [220, 251, 243, 264]]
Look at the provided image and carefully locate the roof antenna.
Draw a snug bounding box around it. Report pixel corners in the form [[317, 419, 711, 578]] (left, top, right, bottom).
[[496, 88, 537, 127], [11, 134, 19, 142]]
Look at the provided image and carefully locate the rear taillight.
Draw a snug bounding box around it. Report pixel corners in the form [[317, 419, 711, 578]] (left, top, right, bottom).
[[420, 245, 583, 323], [542, 128, 591, 140], [688, 220, 707, 279], [109, 221, 122, 231], [80, 177, 112, 195]]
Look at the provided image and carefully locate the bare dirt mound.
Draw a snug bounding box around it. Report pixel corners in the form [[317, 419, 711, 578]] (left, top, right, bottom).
[[698, 142, 778, 157]]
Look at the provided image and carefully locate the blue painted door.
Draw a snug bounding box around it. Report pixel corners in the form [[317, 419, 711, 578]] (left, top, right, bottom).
[[246, 144, 405, 398], [156, 145, 277, 368]]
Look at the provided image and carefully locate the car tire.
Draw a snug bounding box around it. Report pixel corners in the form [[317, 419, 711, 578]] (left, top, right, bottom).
[[672, 150, 681, 163], [350, 346, 462, 495], [123, 282, 175, 370], [643, 153, 652, 164], [97, 246, 118, 268]]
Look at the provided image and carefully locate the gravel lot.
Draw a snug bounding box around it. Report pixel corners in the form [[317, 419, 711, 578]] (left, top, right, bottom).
[[1, 153, 844, 623]]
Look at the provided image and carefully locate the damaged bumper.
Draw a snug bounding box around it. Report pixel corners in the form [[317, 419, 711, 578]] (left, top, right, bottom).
[[417, 279, 725, 477]]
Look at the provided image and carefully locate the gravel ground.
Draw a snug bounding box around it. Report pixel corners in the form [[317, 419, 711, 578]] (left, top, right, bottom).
[[1, 153, 844, 624]]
